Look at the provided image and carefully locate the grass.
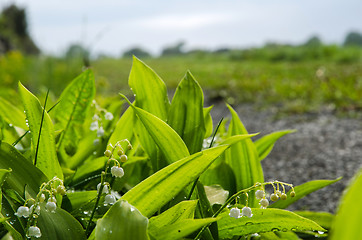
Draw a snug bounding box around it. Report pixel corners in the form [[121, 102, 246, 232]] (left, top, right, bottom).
[[1, 51, 362, 114]]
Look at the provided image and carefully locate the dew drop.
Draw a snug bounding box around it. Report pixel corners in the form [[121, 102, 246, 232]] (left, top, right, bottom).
[[318, 231, 324, 234], [282, 228, 288, 232], [245, 222, 253, 226], [271, 228, 280, 232], [9, 123, 13, 127]]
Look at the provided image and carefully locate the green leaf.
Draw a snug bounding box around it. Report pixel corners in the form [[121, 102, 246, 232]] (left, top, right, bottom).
[[293, 211, 334, 230], [62, 190, 97, 213], [218, 208, 325, 239], [149, 200, 198, 229], [270, 178, 341, 209], [121, 145, 229, 218], [107, 106, 135, 153], [204, 185, 229, 206], [54, 69, 95, 154], [255, 130, 296, 161], [123, 100, 189, 164], [0, 141, 47, 197], [225, 104, 264, 207], [149, 218, 218, 240], [330, 169, 362, 240], [95, 200, 149, 240], [200, 162, 236, 195], [0, 97, 27, 130], [203, 106, 213, 138], [168, 71, 205, 154], [36, 205, 86, 240], [129, 56, 169, 121], [18, 82, 63, 180]]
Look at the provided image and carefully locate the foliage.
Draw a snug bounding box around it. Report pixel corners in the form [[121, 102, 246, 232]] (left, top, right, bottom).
[[0, 4, 40, 55], [0, 56, 354, 240]]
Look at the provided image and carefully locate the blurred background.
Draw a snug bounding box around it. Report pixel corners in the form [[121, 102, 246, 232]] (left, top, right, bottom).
[[0, 0, 362, 114]]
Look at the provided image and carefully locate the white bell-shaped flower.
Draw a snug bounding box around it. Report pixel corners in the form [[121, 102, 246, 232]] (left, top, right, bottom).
[[259, 198, 269, 208], [105, 112, 114, 121], [28, 226, 41, 238], [15, 206, 30, 218], [241, 206, 253, 218], [97, 183, 109, 194], [46, 201, 57, 213], [111, 166, 124, 178], [229, 207, 240, 219], [104, 194, 116, 205], [255, 190, 265, 199]]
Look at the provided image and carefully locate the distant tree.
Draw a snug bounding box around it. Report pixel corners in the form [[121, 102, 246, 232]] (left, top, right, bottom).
[[65, 43, 90, 66], [122, 47, 151, 58], [304, 35, 323, 47], [0, 4, 40, 55], [161, 41, 185, 56], [343, 31, 362, 47]]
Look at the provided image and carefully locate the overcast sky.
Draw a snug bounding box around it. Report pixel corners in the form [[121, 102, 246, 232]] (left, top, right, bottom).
[[1, 0, 362, 56]]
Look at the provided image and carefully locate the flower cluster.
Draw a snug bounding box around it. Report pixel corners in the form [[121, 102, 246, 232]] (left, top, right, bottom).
[[14, 177, 66, 238], [90, 100, 114, 146], [228, 180, 296, 219], [98, 140, 132, 206]]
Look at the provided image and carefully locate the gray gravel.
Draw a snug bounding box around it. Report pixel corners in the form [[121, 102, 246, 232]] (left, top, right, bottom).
[[208, 102, 362, 213]]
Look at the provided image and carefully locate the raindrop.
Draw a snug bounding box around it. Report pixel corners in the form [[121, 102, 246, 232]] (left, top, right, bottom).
[[291, 228, 297, 232], [9, 123, 13, 127], [271, 228, 280, 232], [282, 228, 288, 232], [318, 231, 324, 234], [245, 222, 253, 226]]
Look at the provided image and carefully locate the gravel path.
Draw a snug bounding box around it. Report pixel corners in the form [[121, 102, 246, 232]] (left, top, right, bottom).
[[208, 102, 362, 213]]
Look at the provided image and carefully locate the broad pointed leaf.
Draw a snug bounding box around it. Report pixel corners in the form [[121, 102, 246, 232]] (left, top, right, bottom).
[[0, 97, 27, 129], [149, 218, 218, 240], [95, 200, 149, 240], [225, 104, 263, 207], [0, 142, 47, 197], [18, 82, 63, 180], [330, 169, 362, 240], [218, 208, 325, 239], [125, 101, 189, 164], [54, 69, 95, 154], [129, 56, 169, 121], [121, 145, 229, 217], [255, 130, 296, 161], [168, 71, 205, 154]]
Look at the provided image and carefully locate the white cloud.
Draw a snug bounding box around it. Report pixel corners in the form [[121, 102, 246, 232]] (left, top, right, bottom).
[[135, 13, 236, 30]]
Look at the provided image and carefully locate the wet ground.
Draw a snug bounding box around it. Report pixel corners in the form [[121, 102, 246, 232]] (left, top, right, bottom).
[[208, 102, 362, 213]]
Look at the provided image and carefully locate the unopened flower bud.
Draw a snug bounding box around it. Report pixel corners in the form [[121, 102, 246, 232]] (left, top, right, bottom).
[[280, 193, 287, 200], [270, 193, 279, 202], [120, 154, 128, 162], [39, 193, 46, 203], [127, 144, 132, 150], [275, 190, 282, 197], [104, 150, 112, 157], [290, 191, 296, 198], [56, 185, 66, 195]]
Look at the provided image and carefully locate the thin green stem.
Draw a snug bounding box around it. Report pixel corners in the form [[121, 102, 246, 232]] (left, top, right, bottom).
[[34, 90, 49, 166], [187, 118, 223, 200]]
